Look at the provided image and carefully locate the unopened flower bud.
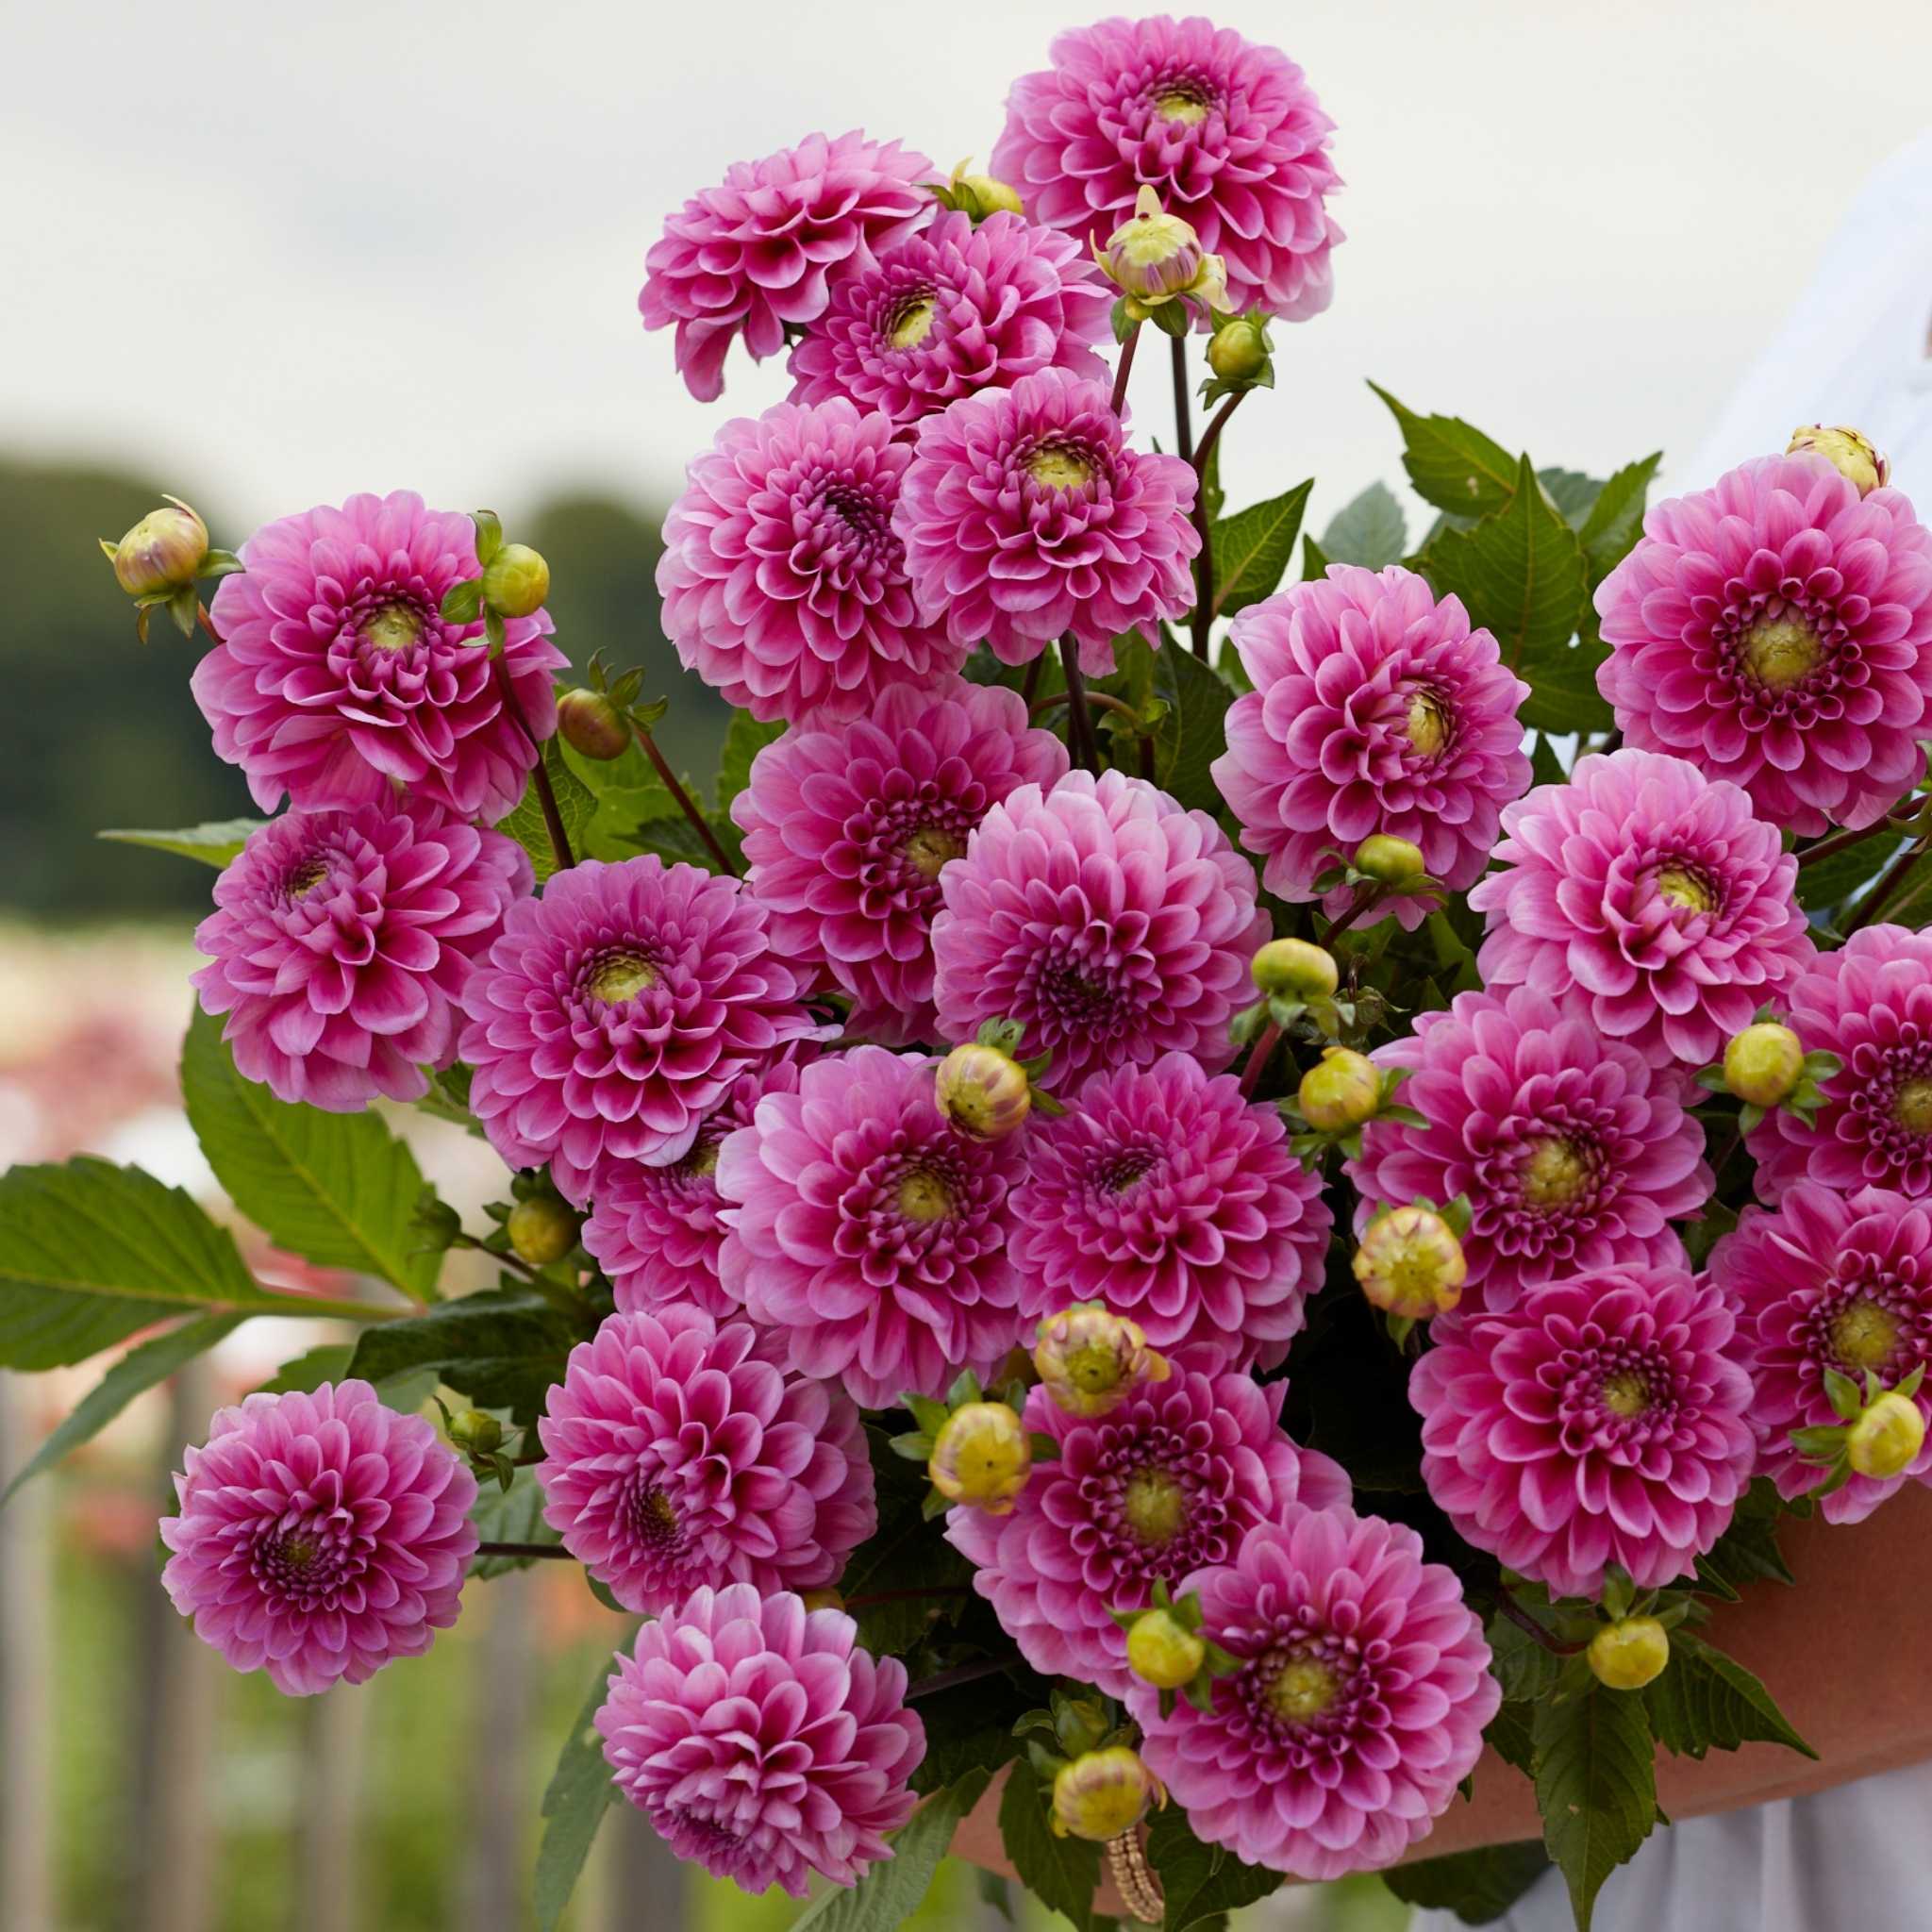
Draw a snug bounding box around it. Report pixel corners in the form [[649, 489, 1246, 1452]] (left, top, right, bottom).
[[557, 688, 631, 761], [1252, 937, 1339, 1000], [1207, 314, 1270, 383], [507, 1195, 581, 1267], [1354, 1205, 1466, 1320], [800, 1588, 846, 1613], [1099, 185, 1223, 307], [105, 498, 208, 596], [1298, 1046, 1382, 1133], [446, 1408, 504, 1457], [1724, 1022, 1806, 1108], [928, 1401, 1031, 1512], [480, 541, 551, 618], [1051, 1745, 1162, 1842], [1787, 425, 1888, 497], [1125, 1607, 1205, 1690], [1355, 834, 1427, 887], [1033, 1306, 1170, 1418], [935, 1041, 1032, 1141], [1588, 1616, 1670, 1690], [942, 161, 1024, 221], [1847, 1391, 1926, 1479]]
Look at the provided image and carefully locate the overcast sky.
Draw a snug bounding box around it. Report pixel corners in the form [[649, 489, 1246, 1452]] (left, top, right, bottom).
[[10, 0, 1932, 541]]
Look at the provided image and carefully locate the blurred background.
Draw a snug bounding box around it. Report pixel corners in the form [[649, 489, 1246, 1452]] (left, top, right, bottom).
[[5, 0, 1931, 1925]]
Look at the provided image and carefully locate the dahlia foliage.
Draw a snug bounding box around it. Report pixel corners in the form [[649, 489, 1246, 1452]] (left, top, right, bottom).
[[19, 14, 1932, 1932]]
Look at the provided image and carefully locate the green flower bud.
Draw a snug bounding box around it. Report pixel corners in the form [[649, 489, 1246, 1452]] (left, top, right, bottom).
[[506, 1195, 581, 1267], [1252, 937, 1339, 1000], [1096, 186, 1228, 311], [937, 160, 1024, 222], [557, 688, 631, 761], [934, 1041, 1032, 1141], [1051, 1745, 1162, 1842], [106, 497, 208, 596], [480, 542, 551, 618], [1125, 1607, 1205, 1690], [1207, 314, 1270, 383], [1354, 834, 1427, 887], [1298, 1046, 1382, 1133], [1847, 1391, 1926, 1479], [1588, 1616, 1671, 1690], [1033, 1305, 1170, 1418], [928, 1401, 1032, 1513], [1787, 425, 1889, 497], [1724, 1022, 1806, 1108], [1354, 1204, 1466, 1320], [446, 1408, 505, 1457]]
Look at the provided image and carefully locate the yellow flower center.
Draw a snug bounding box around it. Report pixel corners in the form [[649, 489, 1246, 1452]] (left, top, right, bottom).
[[1406, 690, 1449, 757], [683, 1139, 721, 1181], [1740, 614, 1824, 691], [1027, 442, 1094, 491], [278, 1535, 319, 1572], [1155, 89, 1209, 125], [1600, 1370, 1652, 1418], [1267, 1655, 1340, 1724], [1832, 1299, 1901, 1374], [288, 858, 329, 900], [1894, 1080, 1932, 1135], [887, 297, 936, 351], [896, 1170, 954, 1224], [1123, 1468, 1187, 1545], [902, 826, 966, 879], [1655, 866, 1714, 913], [1522, 1137, 1589, 1209], [362, 604, 423, 653], [589, 952, 658, 1005]]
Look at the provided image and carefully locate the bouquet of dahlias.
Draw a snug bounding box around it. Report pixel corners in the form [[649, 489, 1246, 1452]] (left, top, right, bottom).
[[10, 14, 1932, 1931]]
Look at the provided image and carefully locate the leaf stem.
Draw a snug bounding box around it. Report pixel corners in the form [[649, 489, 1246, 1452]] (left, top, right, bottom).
[[474, 1541, 574, 1561], [1058, 635, 1100, 773], [1189, 391, 1244, 659], [493, 659, 575, 874], [630, 722, 739, 875], [1109, 322, 1143, 418], [906, 1653, 1027, 1703], [1844, 829, 1931, 935], [1319, 885, 1389, 945], [1497, 1590, 1587, 1656], [1238, 1021, 1282, 1101], [1794, 798, 1924, 872]]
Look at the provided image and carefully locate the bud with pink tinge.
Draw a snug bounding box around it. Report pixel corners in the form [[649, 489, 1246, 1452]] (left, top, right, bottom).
[[1033, 1305, 1169, 1418], [1298, 1046, 1381, 1133], [1051, 1745, 1163, 1841], [104, 497, 208, 596], [935, 1041, 1032, 1141], [1787, 425, 1888, 496], [557, 688, 631, 761], [1096, 186, 1228, 314], [1354, 1204, 1467, 1320], [928, 1400, 1032, 1512]]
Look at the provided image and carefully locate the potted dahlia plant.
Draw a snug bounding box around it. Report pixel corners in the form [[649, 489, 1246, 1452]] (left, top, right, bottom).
[[10, 12, 1932, 1930]]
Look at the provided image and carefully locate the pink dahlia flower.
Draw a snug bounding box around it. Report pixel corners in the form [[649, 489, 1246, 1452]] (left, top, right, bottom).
[[193, 491, 566, 821], [931, 769, 1268, 1090], [159, 1381, 477, 1696], [894, 370, 1199, 675], [658, 398, 965, 724], [788, 208, 1111, 428], [1125, 1507, 1497, 1879], [1595, 454, 1932, 835], [1351, 987, 1710, 1312], [1010, 1051, 1331, 1369], [638, 131, 934, 402], [1212, 566, 1531, 928], [1712, 1183, 1932, 1523], [730, 678, 1069, 1043], [537, 1306, 874, 1613], [947, 1370, 1349, 1698], [193, 799, 530, 1111], [1468, 748, 1814, 1070], [1747, 924, 1932, 1204], [597, 1584, 924, 1897], [716, 1045, 1027, 1406], [992, 16, 1343, 323], [583, 1047, 813, 1320], [1410, 1264, 1756, 1599], [458, 858, 824, 1205]]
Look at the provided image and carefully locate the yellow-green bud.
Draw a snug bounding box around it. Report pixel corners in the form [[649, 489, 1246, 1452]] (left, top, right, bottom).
[[1051, 1745, 1163, 1841], [1252, 937, 1339, 1000], [1098, 186, 1227, 311], [1847, 1391, 1926, 1480], [1355, 834, 1428, 887], [1354, 1205, 1467, 1320], [928, 1401, 1032, 1512], [800, 1588, 846, 1613], [480, 542, 551, 618], [1298, 1046, 1382, 1133], [943, 161, 1024, 221], [446, 1408, 505, 1457], [107, 497, 208, 596], [1125, 1607, 1205, 1690], [1787, 425, 1889, 497], [1723, 1022, 1806, 1108], [1033, 1306, 1170, 1418], [1588, 1616, 1670, 1690], [557, 688, 632, 761], [934, 1041, 1032, 1141], [1207, 315, 1269, 383], [506, 1196, 581, 1267]]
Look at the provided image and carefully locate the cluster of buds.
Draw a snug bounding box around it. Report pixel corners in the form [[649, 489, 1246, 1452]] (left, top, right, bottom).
[[1032, 1304, 1170, 1418], [437, 511, 553, 655], [935, 1020, 1061, 1141], [1787, 424, 1889, 497], [1696, 1013, 1840, 1134], [434, 1398, 518, 1492], [892, 1369, 1052, 1520], [417, 1172, 583, 1275], [1013, 1690, 1165, 1842], [1354, 1197, 1470, 1337], [1790, 1364, 1928, 1494], [1201, 308, 1274, 407], [99, 496, 242, 642], [555, 648, 669, 763], [927, 158, 1024, 224], [1281, 1045, 1425, 1162], [1114, 1578, 1241, 1718], [1094, 186, 1228, 339], [1231, 936, 1384, 1058]]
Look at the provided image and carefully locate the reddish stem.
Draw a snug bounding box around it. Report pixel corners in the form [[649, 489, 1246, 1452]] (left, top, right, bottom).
[[1238, 1021, 1282, 1101], [1109, 322, 1143, 417], [631, 723, 739, 876]]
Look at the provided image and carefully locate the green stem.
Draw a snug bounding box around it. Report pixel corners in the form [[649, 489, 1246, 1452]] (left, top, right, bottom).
[[1169, 334, 1194, 463], [493, 658, 575, 873], [906, 1654, 1026, 1703], [631, 722, 739, 875], [1109, 321, 1142, 417], [1796, 799, 1924, 872], [1497, 1590, 1586, 1657], [1188, 391, 1244, 660], [1320, 885, 1390, 946], [1058, 634, 1100, 773]]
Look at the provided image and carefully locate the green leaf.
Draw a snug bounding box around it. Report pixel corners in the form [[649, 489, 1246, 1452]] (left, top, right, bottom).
[[258, 1342, 358, 1393], [347, 1287, 576, 1426], [1488, 1609, 1566, 1704], [1370, 385, 1518, 516], [1487, 1702, 1537, 1778], [1644, 1630, 1815, 1762], [1538, 468, 1604, 528], [1143, 1803, 1282, 1930], [534, 1652, 625, 1932], [1151, 643, 1236, 814], [1384, 1840, 1551, 1923], [1210, 479, 1312, 618], [1517, 642, 1614, 737], [790, 1766, 993, 1932], [180, 1007, 441, 1301], [97, 819, 265, 868], [997, 1759, 1098, 1931], [1693, 1478, 1796, 1598], [1533, 1662, 1657, 1932], [1, 1313, 241, 1506], [1530, 732, 1567, 788], [440, 575, 486, 625], [1318, 481, 1407, 570], [497, 739, 597, 884], [715, 709, 787, 813], [1577, 455, 1662, 586], [470, 1467, 561, 1577], [1301, 533, 1330, 581], [472, 509, 504, 570], [1797, 831, 1907, 922], [616, 810, 736, 875]]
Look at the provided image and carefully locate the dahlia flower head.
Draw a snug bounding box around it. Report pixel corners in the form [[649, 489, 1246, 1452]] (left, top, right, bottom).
[[787, 208, 1111, 428], [716, 1044, 1027, 1407], [947, 1368, 1350, 1698], [193, 797, 530, 1111], [1350, 986, 1710, 1313], [458, 857, 824, 1206], [992, 14, 1343, 323], [596, 1584, 924, 1898], [159, 1381, 477, 1697], [1410, 1262, 1757, 1599], [894, 370, 1200, 675], [1468, 748, 1815, 1070], [638, 131, 934, 401], [658, 397, 967, 724], [731, 678, 1068, 1043], [1010, 1051, 1332, 1369], [932, 768, 1269, 1091], [536, 1306, 874, 1613], [193, 491, 566, 822], [1712, 1183, 1932, 1524], [1125, 1507, 1498, 1879], [1595, 453, 1932, 836], [1746, 924, 1932, 1204], [1212, 565, 1533, 927]]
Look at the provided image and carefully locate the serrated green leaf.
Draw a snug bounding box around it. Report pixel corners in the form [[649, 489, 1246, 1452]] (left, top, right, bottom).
[[715, 709, 787, 813], [469, 1467, 561, 1577], [1488, 1701, 1538, 1778], [1643, 1630, 1815, 1762], [258, 1342, 358, 1393], [497, 738, 596, 884], [1370, 385, 1519, 516], [98, 819, 266, 868], [1210, 479, 1312, 618], [534, 1651, 625, 1932], [1144, 1802, 1282, 1929], [1318, 481, 1407, 570], [1539, 468, 1604, 527], [1515, 643, 1615, 736], [1533, 1663, 1657, 1932], [1301, 532, 1330, 581], [1577, 455, 1662, 586], [1384, 1839, 1551, 1922], [790, 1766, 994, 1932], [1151, 642, 1236, 813], [1488, 1610, 1566, 1703], [615, 809, 735, 874], [1530, 733, 1567, 788], [347, 1287, 576, 1426], [998, 1758, 1098, 1931]]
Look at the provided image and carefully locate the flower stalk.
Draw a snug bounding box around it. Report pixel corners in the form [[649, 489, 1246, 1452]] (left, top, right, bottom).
[[629, 717, 739, 875]]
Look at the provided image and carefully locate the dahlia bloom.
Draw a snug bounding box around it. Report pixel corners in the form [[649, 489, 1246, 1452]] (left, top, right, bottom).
[[1010, 1052, 1331, 1369], [638, 131, 934, 401], [193, 799, 530, 1110], [1468, 749, 1814, 1069], [159, 1382, 477, 1696], [947, 1369, 1349, 1697], [458, 858, 824, 1205], [1125, 1507, 1497, 1879], [931, 769, 1268, 1089], [1350, 987, 1710, 1312], [1595, 454, 1932, 835], [730, 678, 1068, 1042], [992, 16, 1343, 323], [1746, 924, 1932, 1204], [894, 371, 1199, 675], [1211, 566, 1532, 929], [537, 1306, 874, 1612], [1410, 1264, 1757, 1598], [1711, 1184, 1932, 1523], [787, 208, 1111, 428], [658, 398, 966, 724], [716, 1045, 1027, 1407], [193, 491, 566, 821], [597, 1584, 924, 1897]]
